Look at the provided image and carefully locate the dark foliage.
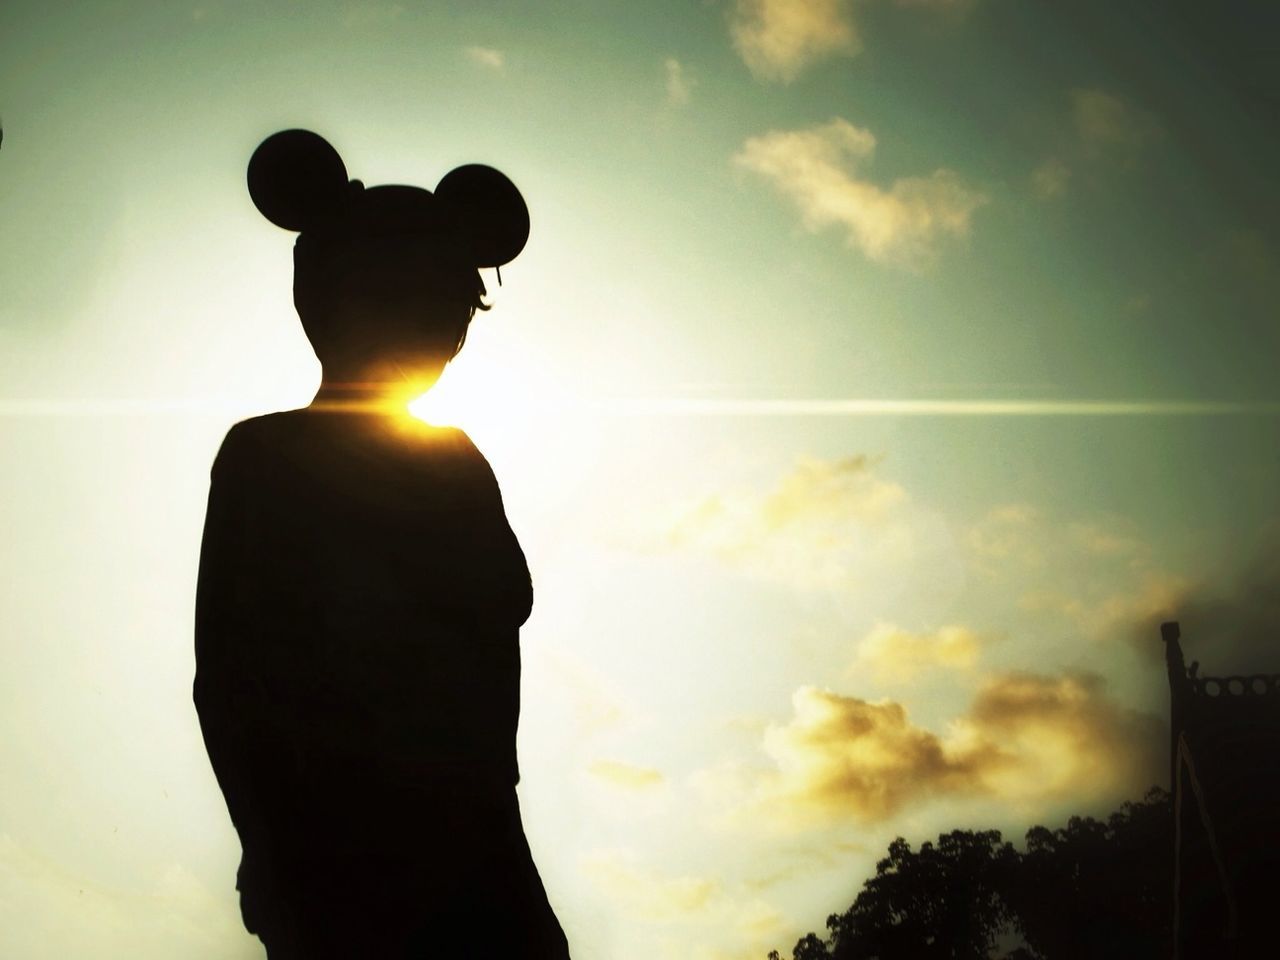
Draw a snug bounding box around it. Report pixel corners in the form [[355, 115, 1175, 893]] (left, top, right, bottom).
[[1010, 789, 1172, 959], [769, 789, 1171, 960]]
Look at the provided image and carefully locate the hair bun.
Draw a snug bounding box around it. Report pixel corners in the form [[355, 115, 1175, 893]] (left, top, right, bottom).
[[247, 129, 348, 232], [434, 164, 530, 268]]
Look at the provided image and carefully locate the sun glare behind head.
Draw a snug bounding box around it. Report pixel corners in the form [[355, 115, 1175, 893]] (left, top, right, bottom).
[[402, 341, 575, 458], [406, 354, 518, 432], [407, 378, 465, 427]]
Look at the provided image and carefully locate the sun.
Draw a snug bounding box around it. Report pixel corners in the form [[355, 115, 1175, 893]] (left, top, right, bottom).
[[406, 376, 468, 427], [403, 336, 571, 455]]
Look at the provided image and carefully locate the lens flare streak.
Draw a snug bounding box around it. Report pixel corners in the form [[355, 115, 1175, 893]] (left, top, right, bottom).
[[2, 397, 1278, 418]]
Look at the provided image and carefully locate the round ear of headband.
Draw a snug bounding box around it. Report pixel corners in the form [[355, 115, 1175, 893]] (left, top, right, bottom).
[[247, 129, 349, 232], [434, 164, 530, 268]]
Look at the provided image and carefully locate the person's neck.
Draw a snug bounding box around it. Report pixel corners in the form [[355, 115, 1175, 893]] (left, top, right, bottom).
[[309, 379, 403, 414]]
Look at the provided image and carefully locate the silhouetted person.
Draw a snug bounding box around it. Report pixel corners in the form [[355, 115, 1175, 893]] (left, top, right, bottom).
[[194, 129, 569, 959]]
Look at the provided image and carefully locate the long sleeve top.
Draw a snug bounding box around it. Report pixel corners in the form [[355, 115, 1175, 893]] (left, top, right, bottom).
[[193, 410, 532, 893]]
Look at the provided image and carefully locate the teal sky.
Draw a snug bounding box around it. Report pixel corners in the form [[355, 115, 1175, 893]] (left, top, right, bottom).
[[3, 2, 1279, 958]]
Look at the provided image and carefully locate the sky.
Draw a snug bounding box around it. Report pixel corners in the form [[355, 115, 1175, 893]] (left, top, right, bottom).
[[2, 1, 1279, 958]]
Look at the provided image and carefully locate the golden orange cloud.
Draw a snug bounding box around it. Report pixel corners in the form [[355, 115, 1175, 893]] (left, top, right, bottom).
[[712, 671, 1160, 827]]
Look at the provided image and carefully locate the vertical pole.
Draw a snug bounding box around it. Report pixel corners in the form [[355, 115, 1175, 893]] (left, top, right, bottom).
[[1162, 621, 1185, 960]]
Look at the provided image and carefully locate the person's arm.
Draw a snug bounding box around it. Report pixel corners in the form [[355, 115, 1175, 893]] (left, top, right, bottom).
[[193, 424, 267, 848], [457, 432, 534, 629]]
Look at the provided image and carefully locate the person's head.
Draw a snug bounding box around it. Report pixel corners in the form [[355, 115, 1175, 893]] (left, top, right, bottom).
[[247, 129, 529, 393], [289, 190, 491, 385]]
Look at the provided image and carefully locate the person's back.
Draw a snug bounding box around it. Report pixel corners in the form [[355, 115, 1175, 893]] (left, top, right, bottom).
[[193, 130, 568, 958]]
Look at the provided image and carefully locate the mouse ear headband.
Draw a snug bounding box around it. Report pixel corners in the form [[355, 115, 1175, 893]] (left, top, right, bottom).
[[246, 128, 530, 270]]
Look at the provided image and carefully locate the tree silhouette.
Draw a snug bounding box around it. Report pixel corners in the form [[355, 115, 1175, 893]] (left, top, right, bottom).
[[1008, 789, 1171, 960], [769, 789, 1171, 960]]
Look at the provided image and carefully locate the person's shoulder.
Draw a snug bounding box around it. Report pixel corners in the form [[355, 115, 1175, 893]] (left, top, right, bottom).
[[212, 410, 302, 473], [215, 413, 264, 455], [399, 420, 484, 459], [230, 408, 306, 434], [398, 422, 501, 485], [224, 408, 312, 442]]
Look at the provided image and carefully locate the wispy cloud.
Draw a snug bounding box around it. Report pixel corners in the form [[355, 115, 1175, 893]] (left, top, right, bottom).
[[966, 503, 1043, 568], [731, 0, 859, 83], [588, 758, 667, 791], [1154, 525, 1280, 674], [1030, 157, 1071, 200], [542, 648, 630, 734], [0, 836, 250, 958], [581, 850, 721, 922], [964, 503, 1189, 648], [661, 455, 911, 591], [1020, 571, 1190, 648], [851, 622, 983, 684], [735, 117, 987, 267], [1067, 519, 1148, 558], [464, 45, 505, 71], [1071, 88, 1159, 158], [579, 850, 786, 959], [664, 58, 694, 106], [1032, 88, 1160, 199]]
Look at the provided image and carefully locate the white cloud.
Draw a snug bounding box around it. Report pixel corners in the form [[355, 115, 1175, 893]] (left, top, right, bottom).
[[735, 117, 987, 266], [731, 0, 859, 83], [664, 58, 694, 106], [464, 45, 506, 71]]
